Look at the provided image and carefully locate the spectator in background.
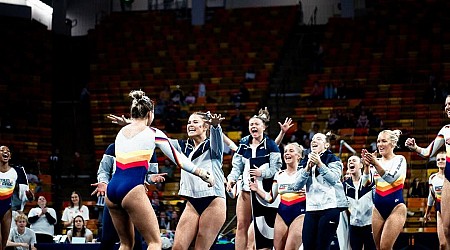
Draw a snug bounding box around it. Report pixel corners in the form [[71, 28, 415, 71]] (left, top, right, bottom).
[[290, 120, 308, 147], [66, 215, 93, 243], [7, 213, 37, 250], [239, 83, 250, 103], [170, 210, 179, 231], [151, 191, 164, 214], [49, 148, 62, 188], [245, 67, 256, 82], [327, 111, 341, 132], [409, 177, 427, 198], [307, 122, 320, 141], [171, 85, 185, 105], [356, 110, 370, 128], [61, 191, 89, 229], [228, 107, 247, 136], [307, 81, 323, 106], [198, 79, 206, 98], [28, 196, 57, 243], [184, 91, 196, 105], [158, 211, 170, 230], [324, 82, 336, 99]]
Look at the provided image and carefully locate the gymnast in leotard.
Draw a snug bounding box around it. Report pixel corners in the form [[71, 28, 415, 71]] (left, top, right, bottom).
[[105, 90, 213, 250], [423, 151, 446, 250], [405, 95, 450, 246], [0, 146, 18, 250], [362, 129, 407, 250], [249, 142, 305, 250]]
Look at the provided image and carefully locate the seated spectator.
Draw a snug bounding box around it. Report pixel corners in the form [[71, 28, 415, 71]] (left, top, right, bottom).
[[7, 213, 37, 250], [150, 191, 164, 214], [66, 215, 93, 243], [28, 196, 57, 243], [61, 191, 89, 229], [158, 211, 170, 230], [169, 210, 179, 231], [170, 85, 185, 105], [408, 178, 427, 198], [184, 91, 196, 104], [356, 110, 370, 128], [327, 111, 340, 131]]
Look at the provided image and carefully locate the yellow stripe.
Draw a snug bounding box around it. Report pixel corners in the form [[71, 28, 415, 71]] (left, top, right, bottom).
[[116, 150, 153, 164]]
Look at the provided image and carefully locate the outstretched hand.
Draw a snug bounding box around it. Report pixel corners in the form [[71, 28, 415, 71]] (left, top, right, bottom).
[[91, 182, 107, 197], [278, 117, 293, 133], [198, 111, 225, 127], [107, 114, 131, 126]]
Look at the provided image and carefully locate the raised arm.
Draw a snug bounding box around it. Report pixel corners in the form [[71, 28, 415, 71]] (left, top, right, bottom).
[[154, 128, 214, 186], [405, 127, 448, 158], [274, 117, 293, 146]]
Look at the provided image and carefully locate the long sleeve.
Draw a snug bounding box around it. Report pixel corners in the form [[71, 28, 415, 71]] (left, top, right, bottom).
[[317, 160, 343, 185], [292, 167, 309, 191], [417, 126, 448, 158], [380, 156, 406, 184], [210, 125, 224, 160], [97, 144, 115, 184], [261, 151, 282, 179], [154, 128, 198, 174], [228, 153, 244, 181]]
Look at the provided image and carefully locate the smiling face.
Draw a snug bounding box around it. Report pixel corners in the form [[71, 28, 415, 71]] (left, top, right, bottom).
[[347, 156, 362, 175], [248, 117, 266, 140], [284, 144, 302, 167], [445, 96, 450, 118], [71, 193, 80, 206], [187, 113, 208, 138], [0, 146, 11, 164], [437, 152, 446, 171], [377, 131, 394, 156], [310, 133, 328, 153]]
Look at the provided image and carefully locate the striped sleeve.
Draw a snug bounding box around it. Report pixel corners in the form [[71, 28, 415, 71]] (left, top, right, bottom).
[[154, 128, 198, 174]]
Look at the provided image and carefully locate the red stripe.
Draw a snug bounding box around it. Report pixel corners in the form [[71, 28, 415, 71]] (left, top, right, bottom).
[[0, 193, 13, 200], [281, 197, 306, 206], [116, 160, 149, 170], [376, 184, 404, 197]]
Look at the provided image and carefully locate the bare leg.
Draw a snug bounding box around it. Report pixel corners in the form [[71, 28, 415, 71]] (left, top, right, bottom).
[[235, 191, 252, 249], [195, 197, 226, 250], [437, 211, 448, 250], [122, 185, 162, 250], [0, 209, 12, 250], [379, 204, 407, 250], [105, 197, 134, 250], [372, 207, 384, 250], [441, 179, 450, 248], [285, 214, 304, 250], [246, 221, 255, 250], [273, 214, 288, 250], [172, 202, 199, 250]]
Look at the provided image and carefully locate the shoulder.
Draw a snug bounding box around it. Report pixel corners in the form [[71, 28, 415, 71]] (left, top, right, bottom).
[[105, 143, 115, 156]]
